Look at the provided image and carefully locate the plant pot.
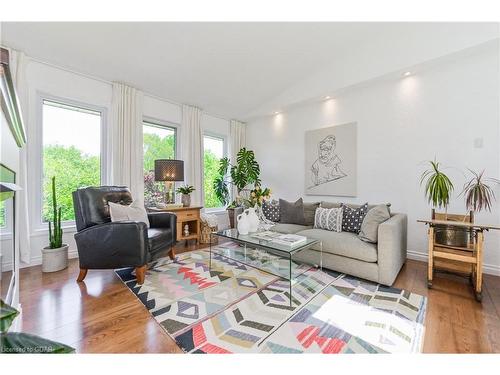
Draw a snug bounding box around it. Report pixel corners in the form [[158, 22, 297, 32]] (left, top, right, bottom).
[[181, 194, 191, 207], [435, 226, 471, 248], [41, 244, 68, 273], [227, 206, 244, 228]]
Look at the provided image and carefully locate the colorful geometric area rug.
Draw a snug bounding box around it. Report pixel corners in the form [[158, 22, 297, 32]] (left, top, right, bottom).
[[115, 246, 427, 354]]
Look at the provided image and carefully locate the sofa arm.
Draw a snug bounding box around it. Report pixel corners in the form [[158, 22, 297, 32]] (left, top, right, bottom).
[[377, 213, 407, 286], [74, 221, 148, 269]]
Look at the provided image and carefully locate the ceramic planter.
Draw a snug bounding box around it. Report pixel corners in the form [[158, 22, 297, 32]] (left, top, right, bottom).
[[41, 244, 68, 273], [181, 194, 191, 207]]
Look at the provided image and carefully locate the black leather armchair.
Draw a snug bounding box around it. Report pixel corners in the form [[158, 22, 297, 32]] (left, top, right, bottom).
[[72, 186, 176, 284]]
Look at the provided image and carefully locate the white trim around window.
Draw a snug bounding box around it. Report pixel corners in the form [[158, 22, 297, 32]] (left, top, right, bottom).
[[30, 92, 108, 233]]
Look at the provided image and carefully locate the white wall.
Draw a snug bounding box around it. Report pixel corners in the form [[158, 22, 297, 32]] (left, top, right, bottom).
[[0, 57, 231, 269], [247, 43, 500, 275]]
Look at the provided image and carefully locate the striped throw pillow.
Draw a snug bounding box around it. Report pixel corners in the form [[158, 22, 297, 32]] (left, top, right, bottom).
[[314, 207, 343, 232]]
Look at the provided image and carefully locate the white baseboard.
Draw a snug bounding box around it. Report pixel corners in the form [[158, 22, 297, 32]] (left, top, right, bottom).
[[407, 250, 500, 277], [17, 249, 79, 270]]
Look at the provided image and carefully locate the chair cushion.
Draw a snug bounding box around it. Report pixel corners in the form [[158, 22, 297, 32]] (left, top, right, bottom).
[[296, 229, 378, 263], [270, 223, 312, 234], [148, 228, 174, 253]]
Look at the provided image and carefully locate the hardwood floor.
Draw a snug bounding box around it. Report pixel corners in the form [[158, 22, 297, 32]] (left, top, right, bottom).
[[17, 243, 500, 353]]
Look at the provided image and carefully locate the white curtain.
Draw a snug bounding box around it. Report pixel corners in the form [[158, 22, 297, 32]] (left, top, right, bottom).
[[229, 119, 247, 201], [10, 49, 31, 264], [180, 104, 203, 206], [109, 83, 144, 202]]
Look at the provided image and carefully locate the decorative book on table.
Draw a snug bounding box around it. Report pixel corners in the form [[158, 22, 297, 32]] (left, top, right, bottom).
[[250, 231, 307, 247]]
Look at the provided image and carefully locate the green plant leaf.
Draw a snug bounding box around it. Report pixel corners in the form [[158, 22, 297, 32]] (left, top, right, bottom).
[[0, 300, 19, 333], [1, 332, 75, 353]]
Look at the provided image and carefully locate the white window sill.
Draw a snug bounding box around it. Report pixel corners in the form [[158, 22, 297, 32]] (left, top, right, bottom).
[[31, 224, 77, 237]]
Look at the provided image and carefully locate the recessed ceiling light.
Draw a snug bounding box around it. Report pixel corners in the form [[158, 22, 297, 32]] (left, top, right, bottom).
[[273, 111, 280, 115], [403, 71, 411, 77], [324, 96, 331, 100]]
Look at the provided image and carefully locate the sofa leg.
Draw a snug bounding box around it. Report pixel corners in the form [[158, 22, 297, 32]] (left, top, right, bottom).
[[77, 268, 88, 282], [168, 246, 176, 260], [135, 265, 147, 284]]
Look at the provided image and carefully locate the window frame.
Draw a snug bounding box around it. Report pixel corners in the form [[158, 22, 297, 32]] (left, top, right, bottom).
[[33, 93, 107, 231], [0, 197, 13, 239], [142, 117, 179, 161], [203, 132, 228, 212]]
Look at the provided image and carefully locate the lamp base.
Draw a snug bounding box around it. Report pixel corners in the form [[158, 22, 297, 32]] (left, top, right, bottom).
[[165, 181, 175, 204]]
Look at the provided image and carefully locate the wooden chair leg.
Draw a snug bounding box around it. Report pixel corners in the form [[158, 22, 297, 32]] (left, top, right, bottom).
[[77, 268, 88, 282], [135, 265, 147, 284], [427, 227, 434, 288], [168, 246, 176, 260]]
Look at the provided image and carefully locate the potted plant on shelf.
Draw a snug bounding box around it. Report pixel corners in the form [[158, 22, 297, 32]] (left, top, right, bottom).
[[176, 185, 195, 207], [461, 169, 499, 214], [213, 147, 261, 228], [41, 176, 68, 273]]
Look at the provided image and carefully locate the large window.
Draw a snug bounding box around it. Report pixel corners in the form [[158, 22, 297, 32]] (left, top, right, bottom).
[[143, 121, 176, 207], [203, 134, 225, 209], [42, 100, 102, 222]]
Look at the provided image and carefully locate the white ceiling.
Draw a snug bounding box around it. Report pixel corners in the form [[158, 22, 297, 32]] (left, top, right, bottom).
[[1, 22, 498, 120]]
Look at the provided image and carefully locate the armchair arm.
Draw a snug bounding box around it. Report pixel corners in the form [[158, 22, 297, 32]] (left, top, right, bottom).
[[377, 213, 407, 286], [148, 212, 176, 232], [74, 221, 148, 269]]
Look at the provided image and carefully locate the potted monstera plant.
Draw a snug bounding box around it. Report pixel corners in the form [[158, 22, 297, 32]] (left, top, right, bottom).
[[213, 148, 261, 228], [41, 176, 68, 273]]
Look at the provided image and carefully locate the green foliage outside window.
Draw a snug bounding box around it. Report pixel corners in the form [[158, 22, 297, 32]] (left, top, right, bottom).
[[42, 145, 100, 222], [143, 131, 175, 207], [204, 150, 223, 208]]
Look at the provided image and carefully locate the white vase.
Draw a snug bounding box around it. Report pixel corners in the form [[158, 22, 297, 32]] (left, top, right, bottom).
[[41, 244, 69, 273], [237, 213, 250, 235], [245, 207, 260, 232]]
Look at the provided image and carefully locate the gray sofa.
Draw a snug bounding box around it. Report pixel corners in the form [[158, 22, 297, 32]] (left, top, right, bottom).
[[270, 212, 407, 286]]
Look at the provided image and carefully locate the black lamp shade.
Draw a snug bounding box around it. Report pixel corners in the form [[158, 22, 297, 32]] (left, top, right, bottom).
[[154, 159, 184, 182]]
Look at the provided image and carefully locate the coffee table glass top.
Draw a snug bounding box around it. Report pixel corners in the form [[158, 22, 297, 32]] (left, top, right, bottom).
[[214, 228, 320, 255]]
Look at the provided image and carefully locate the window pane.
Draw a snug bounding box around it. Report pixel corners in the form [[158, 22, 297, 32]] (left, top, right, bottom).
[[204, 135, 224, 208], [42, 100, 101, 222], [0, 201, 6, 228], [143, 122, 176, 207]]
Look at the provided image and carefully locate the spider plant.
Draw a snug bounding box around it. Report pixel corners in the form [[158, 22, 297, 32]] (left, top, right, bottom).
[[420, 160, 454, 213], [461, 169, 499, 213]]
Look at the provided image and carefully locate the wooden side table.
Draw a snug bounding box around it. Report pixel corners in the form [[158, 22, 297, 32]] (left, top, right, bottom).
[[418, 218, 500, 302], [149, 206, 203, 249]]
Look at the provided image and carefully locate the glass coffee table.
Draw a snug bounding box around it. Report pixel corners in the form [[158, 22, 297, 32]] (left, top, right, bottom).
[[209, 229, 322, 305]]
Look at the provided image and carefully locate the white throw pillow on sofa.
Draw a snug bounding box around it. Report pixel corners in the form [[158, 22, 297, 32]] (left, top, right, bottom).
[[109, 200, 150, 228], [314, 207, 342, 232]]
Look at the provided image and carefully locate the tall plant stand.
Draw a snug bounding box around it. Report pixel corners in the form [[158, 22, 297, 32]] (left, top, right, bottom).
[[418, 218, 500, 302]]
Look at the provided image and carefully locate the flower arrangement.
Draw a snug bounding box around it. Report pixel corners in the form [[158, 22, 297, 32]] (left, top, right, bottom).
[[246, 186, 271, 207]]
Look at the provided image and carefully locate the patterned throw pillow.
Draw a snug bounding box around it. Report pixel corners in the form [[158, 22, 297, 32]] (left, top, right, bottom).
[[314, 207, 342, 232], [262, 199, 280, 222], [341, 203, 369, 233]]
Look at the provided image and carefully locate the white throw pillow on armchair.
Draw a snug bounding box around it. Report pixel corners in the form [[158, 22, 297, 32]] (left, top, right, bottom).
[[109, 200, 150, 228]]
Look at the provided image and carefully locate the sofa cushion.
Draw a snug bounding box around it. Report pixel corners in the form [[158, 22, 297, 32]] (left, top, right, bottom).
[[320, 201, 342, 209], [270, 223, 312, 234], [262, 199, 280, 222], [341, 202, 369, 233], [296, 229, 378, 263], [321, 201, 391, 211], [314, 207, 342, 232], [148, 228, 173, 253], [279, 198, 306, 225], [303, 202, 320, 226], [358, 204, 391, 243]]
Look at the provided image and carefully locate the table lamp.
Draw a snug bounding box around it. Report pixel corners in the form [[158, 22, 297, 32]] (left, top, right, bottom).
[[154, 159, 184, 204]]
